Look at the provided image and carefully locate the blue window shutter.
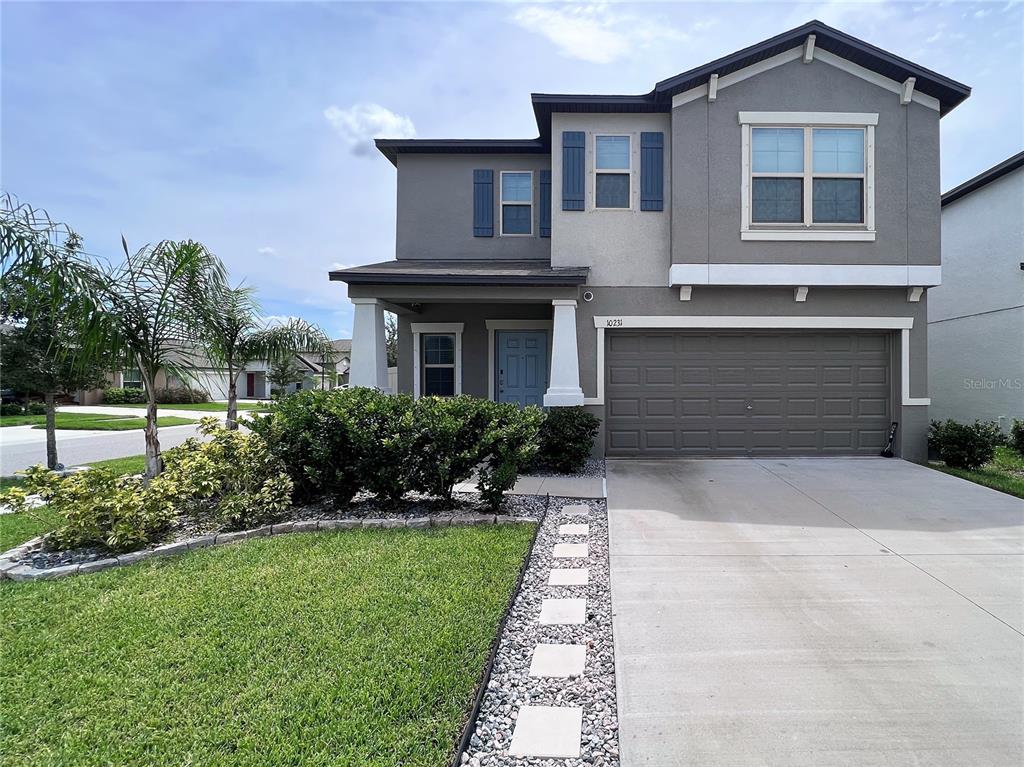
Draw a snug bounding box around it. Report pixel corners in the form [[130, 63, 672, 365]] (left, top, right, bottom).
[[539, 169, 552, 237], [640, 132, 664, 211], [562, 131, 585, 211], [473, 169, 493, 236]]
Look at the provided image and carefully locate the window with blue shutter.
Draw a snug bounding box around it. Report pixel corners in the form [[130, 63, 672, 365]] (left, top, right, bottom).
[[539, 169, 551, 237], [473, 169, 494, 236], [561, 131, 585, 211], [640, 132, 664, 211]]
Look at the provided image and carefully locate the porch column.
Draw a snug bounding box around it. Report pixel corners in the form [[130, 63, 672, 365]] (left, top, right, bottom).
[[349, 298, 389, 391], [543, 299, 585, 407]]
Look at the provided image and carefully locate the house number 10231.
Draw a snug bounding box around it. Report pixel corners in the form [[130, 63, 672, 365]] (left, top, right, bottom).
[[605, 318, 623, 327]]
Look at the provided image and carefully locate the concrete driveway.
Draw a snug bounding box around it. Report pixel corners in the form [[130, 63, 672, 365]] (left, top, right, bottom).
[[608, 458, 1024, 767]]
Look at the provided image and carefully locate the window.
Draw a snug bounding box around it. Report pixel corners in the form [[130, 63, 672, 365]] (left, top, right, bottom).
[[421, 334, 456, 396], [500, 171, 532, 235], [750, 126, 865, 226], [595, 135, 630, 208], [122, 367, 143, 389], [740, 113, 875, 240]]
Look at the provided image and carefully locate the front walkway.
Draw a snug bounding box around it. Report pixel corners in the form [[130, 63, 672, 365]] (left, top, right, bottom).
[[607, 457, 1024, 766], [455, 474, 605, 499]]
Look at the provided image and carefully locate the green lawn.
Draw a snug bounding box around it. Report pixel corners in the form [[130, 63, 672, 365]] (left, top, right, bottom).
[[0, 526, 533, 767], [0, 413, 197, 430], [931, 446, 1024, 500], [1, 455, 148, 548], [103, 402, 271, 412]]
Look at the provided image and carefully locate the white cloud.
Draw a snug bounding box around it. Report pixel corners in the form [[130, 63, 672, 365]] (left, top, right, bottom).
[[323, 103, 416, 156], [509, 3, 686, 64], [257, 246, 276, 255]]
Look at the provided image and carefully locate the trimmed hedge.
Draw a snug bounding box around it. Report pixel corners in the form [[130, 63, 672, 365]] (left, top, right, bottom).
[[102, 387, 147, 404], [928, 419, 1004, 470], [250, 390, 544, 510], [536, 406, 600, 473], [103, 386, 211, 405]]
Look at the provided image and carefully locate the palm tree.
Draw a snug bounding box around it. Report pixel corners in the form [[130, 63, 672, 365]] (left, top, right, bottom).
[[100, 238, 228, 477], [198, 285, 331, 429]]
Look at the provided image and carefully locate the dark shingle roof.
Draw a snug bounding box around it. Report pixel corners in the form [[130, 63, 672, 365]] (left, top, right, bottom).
[[329, 260, 589, 287]]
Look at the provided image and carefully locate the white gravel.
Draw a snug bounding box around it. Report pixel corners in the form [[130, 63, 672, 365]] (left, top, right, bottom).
[[461, 495, 618, 766]]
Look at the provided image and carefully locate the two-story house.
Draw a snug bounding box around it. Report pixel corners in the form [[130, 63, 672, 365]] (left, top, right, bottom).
[[332, 20, 970, 462]]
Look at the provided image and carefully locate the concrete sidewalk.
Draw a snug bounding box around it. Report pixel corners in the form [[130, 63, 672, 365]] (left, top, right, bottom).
[[608, 457, 1024, 767], [455, 474, 605, 499]]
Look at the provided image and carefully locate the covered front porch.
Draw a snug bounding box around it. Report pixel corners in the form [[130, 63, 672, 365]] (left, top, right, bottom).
[[331, 260, 589, 407]]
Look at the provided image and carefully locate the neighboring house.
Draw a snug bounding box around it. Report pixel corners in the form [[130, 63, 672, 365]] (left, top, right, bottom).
[[331, 20, 970, 462], [928, 152, 1024, 430], [331, 338, 352, 385]]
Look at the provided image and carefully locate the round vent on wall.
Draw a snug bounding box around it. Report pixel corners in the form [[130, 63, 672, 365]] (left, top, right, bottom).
[[582, 290, 595, 302]]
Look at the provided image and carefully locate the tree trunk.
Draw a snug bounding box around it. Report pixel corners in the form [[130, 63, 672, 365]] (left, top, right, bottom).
[[44, 393, 58, 470], [143, 395, 162, 479], [226, 368, 238, 431]]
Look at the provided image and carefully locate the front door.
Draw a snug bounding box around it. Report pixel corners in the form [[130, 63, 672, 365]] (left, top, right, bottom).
[[246, 373, 255, 398], [496, 331, 548, 407]]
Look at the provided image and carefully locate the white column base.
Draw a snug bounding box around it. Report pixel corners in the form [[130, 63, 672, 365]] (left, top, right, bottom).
[[544, 299, 585, 408]]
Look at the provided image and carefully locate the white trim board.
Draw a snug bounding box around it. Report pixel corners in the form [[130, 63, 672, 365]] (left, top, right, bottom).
[[410, 322, 464, 399], [737, 111, 878, 126], [486, 320, 553, 402], [585, 315, 926, 407], [670, 44, 939, 111], [667, 264, 941, 287]]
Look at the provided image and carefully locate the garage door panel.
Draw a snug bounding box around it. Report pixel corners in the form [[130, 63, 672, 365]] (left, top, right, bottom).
[[606, 330, 891, 457]]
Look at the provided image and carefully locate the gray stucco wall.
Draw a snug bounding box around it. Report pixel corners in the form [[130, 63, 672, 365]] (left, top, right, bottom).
[[929, 168, 1024, 428], [672, 57, 940, 267], [395, 154, 551, 261], [550, 113, 672, 286]]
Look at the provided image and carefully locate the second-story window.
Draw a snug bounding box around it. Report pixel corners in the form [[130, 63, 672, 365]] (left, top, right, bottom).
[[750, 125, 867, 226], [595, 135, 631, 208], [500, 171, 533, 235]]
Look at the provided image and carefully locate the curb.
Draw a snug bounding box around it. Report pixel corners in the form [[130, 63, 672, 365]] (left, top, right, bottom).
[[0, 512, 538, 582]]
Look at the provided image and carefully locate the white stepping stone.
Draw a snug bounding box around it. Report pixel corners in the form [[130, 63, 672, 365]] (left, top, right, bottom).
[[508, 705, 583, 758], [539, 598, 586, 625], [559, 523, 589, 536], [529, 643, 587, 678], [549, 567, 589, 586], [552, 543, 588, 558], [560, 504, 590, 517]]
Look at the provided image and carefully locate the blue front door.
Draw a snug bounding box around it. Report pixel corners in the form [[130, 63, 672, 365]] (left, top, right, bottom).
[[496, 331, 548, 407]]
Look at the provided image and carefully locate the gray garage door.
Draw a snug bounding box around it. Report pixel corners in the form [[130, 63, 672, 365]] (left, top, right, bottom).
[[605, 331, 892, 456]]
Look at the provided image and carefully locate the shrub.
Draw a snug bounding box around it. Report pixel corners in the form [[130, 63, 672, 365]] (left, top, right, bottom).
[[158, 418, 292, 530], [248, 389, 363, 506], [103, 387, 146, 404], [0, 403, 24, 416], [412, 396, 493, 502], [536, 406, 600, 473], [928, 419, 1000, 470], [0, 465, 174, 553], [155, 386, 211, 404], [26, 401, 47, 415], [477, 402, 544, 511], [342, 388, 418, 505], [1011, 420, 1024, 456]]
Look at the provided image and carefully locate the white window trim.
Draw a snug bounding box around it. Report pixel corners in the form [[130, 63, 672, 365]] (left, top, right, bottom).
[[411, 322, 463, 399], [583, 315, 927, 408], [485, 320, 553, 402], [740, 114, 876, 241], [498, 170, 533, 237], [666, 263, 941, 287], [593, 134, 634, 211]]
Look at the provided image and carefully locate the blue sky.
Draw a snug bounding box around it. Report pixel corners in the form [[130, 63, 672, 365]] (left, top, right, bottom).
[[3, 1, 1021, 338]]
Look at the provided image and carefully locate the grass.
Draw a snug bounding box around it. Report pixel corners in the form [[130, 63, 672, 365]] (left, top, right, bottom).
[[0, 455, 148, 548], [931, 445, 1024, 500], [0, 413, 197, 430], [0, 525, 534, 767], [103, 402, 271, 412]]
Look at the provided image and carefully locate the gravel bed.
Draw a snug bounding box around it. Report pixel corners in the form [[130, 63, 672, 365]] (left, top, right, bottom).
[[527, 459, 606, 479], [461, 495, 618, 767], [8, 491, 547, 569]]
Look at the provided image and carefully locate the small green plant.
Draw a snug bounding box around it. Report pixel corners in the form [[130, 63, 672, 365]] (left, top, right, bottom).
[[0, 465, 174, 553], [0, 403, 24, 416], [1009, 420, 1024, 456], [536, 406, 600, 473], [477, 402, 544, 511], [928, 419, 1001, 470], [26, 401, 47, 415]]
